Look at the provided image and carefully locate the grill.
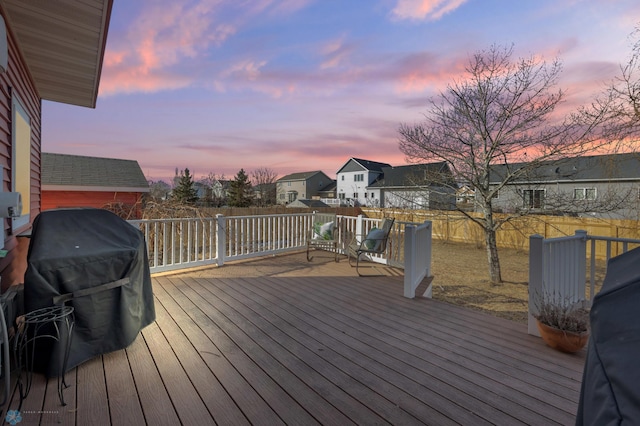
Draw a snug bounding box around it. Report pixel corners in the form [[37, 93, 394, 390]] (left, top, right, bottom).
[[23, 208, 155, 376]]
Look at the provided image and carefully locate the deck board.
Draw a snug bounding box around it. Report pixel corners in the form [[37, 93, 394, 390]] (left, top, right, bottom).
[[151, 286, 252, 425], [3, 254, 586, 425], [75, 356, 110, 426]]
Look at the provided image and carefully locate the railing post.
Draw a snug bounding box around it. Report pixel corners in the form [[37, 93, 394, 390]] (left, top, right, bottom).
[[424, 221, 432, 289], [575, 230, 588, 306], [356, 214, 365, 243], [216, 214, 226, 266], [528, 234, 544, 336], [404, 224, 417, 298]]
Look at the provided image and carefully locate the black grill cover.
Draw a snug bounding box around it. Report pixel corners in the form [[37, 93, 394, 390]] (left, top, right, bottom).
[[576, 246, 640, 425], [24, 208, 155, 376]]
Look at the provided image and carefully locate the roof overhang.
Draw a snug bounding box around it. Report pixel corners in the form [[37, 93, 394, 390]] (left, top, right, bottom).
[[1, 0, 113, 108]]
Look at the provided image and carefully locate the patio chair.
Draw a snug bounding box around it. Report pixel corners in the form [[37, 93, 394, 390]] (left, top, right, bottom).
[[348, 218, 395, 276], [306, 212, 339, 262]]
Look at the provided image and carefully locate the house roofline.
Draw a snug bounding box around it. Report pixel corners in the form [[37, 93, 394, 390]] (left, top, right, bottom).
[[43, 185, 150, 193]]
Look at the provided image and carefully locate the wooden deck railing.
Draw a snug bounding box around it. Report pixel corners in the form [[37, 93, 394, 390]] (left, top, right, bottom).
[[129, 213, 433, 298], [528, 231, 640, 335]]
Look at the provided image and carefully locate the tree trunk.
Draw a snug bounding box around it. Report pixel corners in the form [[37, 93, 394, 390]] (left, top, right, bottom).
[[485, 228, 502, 284]]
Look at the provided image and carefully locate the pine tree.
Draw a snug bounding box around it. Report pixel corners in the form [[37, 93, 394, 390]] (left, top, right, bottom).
[[172, 168, 198, 204], [228, 169, 253, 207]]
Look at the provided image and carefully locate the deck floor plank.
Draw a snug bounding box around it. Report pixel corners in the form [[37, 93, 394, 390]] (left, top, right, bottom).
[[102, 349, 146, 426], [210, 276, 495, 426], [154, 278, 288, 426], [188, 276, 436, 426], [39, 368, 77, 425], [139, 318, 214, 425], [165, 276, 346, 426], [218, 275, 546, 425], [125, 330, 180, 425], [75, 356, 110, 426], [266, 274, 578, 424], [8, 253, 587, 425], [150, 281, 252, 426]]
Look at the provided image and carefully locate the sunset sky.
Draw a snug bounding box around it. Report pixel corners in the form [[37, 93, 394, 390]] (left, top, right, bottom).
[[41, 0, 640, 184]]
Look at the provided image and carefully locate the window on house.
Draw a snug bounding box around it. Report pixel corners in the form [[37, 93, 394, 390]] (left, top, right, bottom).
[[353, 193, 358, 198], [12, 95, 31, 230], [279, 194, 285, 199], [523, 189, 545, 209], [287, 182, 291, 186], [339, 193, 345, 199], [354, 174, 364, 182], [574, 188, 596, 200], [341, 176, 344, 181], [364, 193, 368, 198]]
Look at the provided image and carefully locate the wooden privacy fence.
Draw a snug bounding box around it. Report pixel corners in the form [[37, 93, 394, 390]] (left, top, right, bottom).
[[363, 208, 640, 260]]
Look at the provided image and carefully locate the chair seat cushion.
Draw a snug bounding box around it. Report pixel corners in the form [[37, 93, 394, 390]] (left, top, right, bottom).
[[364, 228, 386, 250], [313, 221, 334, 240]]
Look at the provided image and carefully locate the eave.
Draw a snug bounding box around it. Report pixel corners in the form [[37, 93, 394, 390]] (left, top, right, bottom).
[[1, 0, 113, 108]]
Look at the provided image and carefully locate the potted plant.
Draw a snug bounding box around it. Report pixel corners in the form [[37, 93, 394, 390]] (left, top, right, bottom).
[[534, 295, 590, 353]]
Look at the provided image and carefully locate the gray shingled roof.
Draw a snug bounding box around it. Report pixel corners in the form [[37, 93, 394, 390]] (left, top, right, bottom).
[[337, 158, 391, 174], [277, 170, 329, 182], [378, 162, 454, 187], [42, 153, 149, 190], [489, 153, 640, 183]]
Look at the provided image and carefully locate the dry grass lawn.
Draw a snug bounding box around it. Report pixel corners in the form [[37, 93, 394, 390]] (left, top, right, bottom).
[[430, 240, 531, 324]]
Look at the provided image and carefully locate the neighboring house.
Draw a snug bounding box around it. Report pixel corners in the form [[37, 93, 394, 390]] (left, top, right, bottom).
[[316, 180, 337, 200], [253, 183, 277, 206], [336, 158, 391, 206], [41, 153, 149, 218], [372, 162, 456, 210], [276, 171, 332, 205], [193, 178, 231, 206], [0, 3, 112, 288], [489, 153, 640, 219]]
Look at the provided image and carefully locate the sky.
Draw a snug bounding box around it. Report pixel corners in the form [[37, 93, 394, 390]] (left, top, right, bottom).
[[41, 0, 640, 184]]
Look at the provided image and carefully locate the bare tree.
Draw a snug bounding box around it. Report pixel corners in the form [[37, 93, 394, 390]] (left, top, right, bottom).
[[251, 167, 278, 207], [607, 25, 640, 146], [399, 44, 623, 284]]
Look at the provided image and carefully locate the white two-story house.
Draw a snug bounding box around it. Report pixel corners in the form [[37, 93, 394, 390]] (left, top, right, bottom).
[[336, 158, 391, 207]]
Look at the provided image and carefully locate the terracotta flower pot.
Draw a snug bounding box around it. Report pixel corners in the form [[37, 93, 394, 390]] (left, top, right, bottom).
[[536, 319, 589, 353]]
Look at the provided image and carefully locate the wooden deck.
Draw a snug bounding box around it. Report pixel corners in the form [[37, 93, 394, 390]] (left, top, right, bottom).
[[1, 253, 585, 425]]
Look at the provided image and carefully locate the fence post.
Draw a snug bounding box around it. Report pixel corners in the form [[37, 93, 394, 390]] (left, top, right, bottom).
[[216, 214, 226, 266], [528, 234, 544, 336]]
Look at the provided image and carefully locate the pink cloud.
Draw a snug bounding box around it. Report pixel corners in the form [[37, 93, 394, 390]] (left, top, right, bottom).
[[100, 1, 236, 96], [391, 0, 468, 21]]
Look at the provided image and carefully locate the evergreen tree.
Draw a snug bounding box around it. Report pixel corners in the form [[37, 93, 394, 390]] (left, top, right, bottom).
[[172, 168, 198, 204], [228, 169, 253, 207]]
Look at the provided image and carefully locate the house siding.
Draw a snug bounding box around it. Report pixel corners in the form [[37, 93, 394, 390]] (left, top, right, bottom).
[[0, 13, 42, 289], [491, 180, 640, 219], [276, 172, 331, 205]]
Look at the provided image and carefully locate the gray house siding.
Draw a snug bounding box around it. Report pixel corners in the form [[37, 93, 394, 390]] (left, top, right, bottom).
[[276, 171, 331, 205], [488, 153, 640, 219]]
